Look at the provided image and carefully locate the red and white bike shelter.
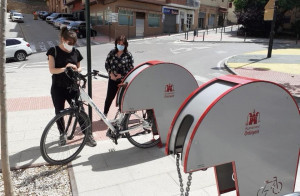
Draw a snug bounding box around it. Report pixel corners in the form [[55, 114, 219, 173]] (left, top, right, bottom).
[[165, 75, 300, 195], [116, 61, 199, 144]]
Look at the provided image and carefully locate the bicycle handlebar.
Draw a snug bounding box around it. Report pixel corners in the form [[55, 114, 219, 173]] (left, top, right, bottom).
[[65, 67, 109, 90]]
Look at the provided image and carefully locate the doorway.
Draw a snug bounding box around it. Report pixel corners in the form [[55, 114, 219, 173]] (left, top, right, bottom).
[[136, 12, 145, 37]]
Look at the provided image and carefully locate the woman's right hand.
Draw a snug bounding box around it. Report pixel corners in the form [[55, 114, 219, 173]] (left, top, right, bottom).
[[110, 72, 122, 81], [66, 63, 78, 71]]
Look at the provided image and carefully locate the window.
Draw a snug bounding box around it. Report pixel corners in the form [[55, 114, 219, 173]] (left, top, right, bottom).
[[90, 12, 97, 26], [148, 13, 160, 27], [105, 10, 112, 24], [97, 11, 104, 25], [118, 10, 133, 25], [6, 39, 20, 46], [187, 14, 193, 30]]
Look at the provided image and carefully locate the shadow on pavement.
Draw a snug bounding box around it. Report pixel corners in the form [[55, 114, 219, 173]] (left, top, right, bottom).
[[71, 145, 165, 172]]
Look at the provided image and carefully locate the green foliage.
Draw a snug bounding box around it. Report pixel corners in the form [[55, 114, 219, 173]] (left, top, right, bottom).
[[234, 0, 300, 36]]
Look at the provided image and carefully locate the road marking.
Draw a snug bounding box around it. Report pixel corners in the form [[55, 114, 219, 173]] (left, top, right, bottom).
[[30, 43, 37, 53], [194, 75, 210, 83], [38, 41, 47, 52], [47, 41, 55, 48]]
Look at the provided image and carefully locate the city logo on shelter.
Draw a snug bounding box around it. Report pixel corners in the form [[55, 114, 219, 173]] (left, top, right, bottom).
[[244, 110, 260, 136], [164, 83, 175, 98]]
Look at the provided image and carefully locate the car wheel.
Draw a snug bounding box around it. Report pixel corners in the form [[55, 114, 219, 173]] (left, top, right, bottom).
[[15, 51, 27, 61]]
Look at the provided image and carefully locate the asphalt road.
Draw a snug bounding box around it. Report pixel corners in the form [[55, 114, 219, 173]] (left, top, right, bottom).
[[6, 13, 297, 104]]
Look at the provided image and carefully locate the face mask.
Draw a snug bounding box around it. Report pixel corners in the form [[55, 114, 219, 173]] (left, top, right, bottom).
[[117, 44, 125, 51], [63, 42, 74, 52]]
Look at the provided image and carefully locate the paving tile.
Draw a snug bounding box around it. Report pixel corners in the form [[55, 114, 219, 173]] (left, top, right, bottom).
[[119, 173, 179, 196], [75, 167, 133, 193], [79, 185, 123, 196]]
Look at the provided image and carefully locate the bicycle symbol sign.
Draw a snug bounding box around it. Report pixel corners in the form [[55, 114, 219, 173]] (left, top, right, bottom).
[[257, 177, 283, 196]]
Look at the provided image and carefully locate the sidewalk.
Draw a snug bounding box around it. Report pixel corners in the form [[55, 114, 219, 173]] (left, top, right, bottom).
[[224, 48, 300, 100], [182, 26, 296, 44], [3, 22, 300, 195]]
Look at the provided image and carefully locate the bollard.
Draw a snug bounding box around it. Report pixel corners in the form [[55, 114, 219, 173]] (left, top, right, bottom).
[[187, 30, 189, 40], [207, 27, 208, 35], [216, 27, 218, 33], [297, 34, 299, 45], [231, 26, 233, 32], [203, 32, 205, 41], [221, 30, 223, 41], [185, 31, 187, 39], [244, 32, 247, 42]]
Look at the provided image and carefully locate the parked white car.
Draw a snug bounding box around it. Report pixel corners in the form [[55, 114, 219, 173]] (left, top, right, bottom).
[[5, 38, 32, 61], [11, 12, 24, 22]]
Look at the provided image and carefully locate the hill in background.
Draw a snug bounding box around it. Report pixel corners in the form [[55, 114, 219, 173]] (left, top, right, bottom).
[[7, 0, 48, 14]]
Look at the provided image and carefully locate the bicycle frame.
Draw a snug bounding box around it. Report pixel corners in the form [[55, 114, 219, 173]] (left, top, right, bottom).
[[79, 86, 147, 135]]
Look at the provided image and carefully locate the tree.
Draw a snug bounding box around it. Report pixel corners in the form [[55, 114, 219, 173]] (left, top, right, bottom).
[[234, 0, 300, 36], [0, 0, 14, 194]]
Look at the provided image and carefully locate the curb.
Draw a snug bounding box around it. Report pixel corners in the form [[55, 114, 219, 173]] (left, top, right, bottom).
[[180, 40, 294, 45], [67, 163, 79, 196], [223, 55, 300, 102], [223, 55, 238, 75]]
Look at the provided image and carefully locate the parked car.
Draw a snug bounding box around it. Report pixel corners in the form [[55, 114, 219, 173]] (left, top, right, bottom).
[[76, 26, 97, 38], [53, 17, 67, 29], [38, 11, 48, 19], [11, 12, 24, 22], [67, 21, 97, 38], [47, 13, 74, 24], [46, 13, 60, 24], [9, 10, 17, 19], [60, 20, 73, 30], [40, 12, 52, 20], [5, 38, 32, 61]]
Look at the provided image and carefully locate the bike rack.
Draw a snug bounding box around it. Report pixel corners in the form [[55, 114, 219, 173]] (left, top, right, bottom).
[[116, 61, 199, 144], [165, 75, 300, 195]]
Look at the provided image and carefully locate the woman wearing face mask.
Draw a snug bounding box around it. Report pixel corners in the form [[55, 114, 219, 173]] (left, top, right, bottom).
[[46, 26, 97, 147], [104, 35, 134, 118]]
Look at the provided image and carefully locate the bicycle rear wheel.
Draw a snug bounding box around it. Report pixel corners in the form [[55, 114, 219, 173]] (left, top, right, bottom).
[[40, 109, 90, 165], [124, 110, 160, 148]]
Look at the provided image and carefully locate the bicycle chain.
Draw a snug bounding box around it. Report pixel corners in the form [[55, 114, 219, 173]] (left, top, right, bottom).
[[176, 153, 193, 196]]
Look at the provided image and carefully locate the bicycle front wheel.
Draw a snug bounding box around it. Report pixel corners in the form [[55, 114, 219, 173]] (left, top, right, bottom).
[[124, 110, 160, 148], [40, 109, 90, 165]]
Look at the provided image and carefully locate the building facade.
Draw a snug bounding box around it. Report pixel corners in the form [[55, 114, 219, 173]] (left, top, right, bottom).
[[198, 0, 232, 29]]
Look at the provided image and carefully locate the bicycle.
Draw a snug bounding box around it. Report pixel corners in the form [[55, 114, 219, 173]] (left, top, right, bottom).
[[257, 176, 283, 196], [40, 68, 160, 165]]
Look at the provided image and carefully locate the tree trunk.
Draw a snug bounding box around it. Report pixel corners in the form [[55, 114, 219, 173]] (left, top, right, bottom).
[[0, 0, 15, 195]]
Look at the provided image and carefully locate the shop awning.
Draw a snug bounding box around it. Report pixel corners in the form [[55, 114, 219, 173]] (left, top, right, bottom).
[[118, 7, 162, 15], [219, 7, 228, 13]]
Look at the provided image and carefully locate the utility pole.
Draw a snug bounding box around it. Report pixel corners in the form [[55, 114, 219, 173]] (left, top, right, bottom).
[[0, 0, 14, 195], [85, 0, 92, 122], [266, 0, 278, 58]]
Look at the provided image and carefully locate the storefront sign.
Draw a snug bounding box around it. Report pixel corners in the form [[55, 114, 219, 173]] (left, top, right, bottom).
[[163, 8, 179, 15]]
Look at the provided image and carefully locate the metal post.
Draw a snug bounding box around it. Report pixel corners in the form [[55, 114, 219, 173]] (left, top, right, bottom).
[[231, 26, 233, 32], [109, 22, 111, 42], [244, 32, 247, 42], [216, 26, 217, 33], [203, 32, 205, 41], [128, 15, 130, 40], [296, 34, 299, 45], [267, 0, 278, 58], [85, 0, 92, 121], [187, 30, 189, 40], [207, 26, 208, 35], [221, 29, 223, 41]]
